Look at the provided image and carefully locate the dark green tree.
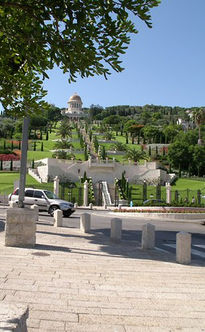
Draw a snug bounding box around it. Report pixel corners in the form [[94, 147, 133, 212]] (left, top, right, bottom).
[[10, 159, 13, 171]]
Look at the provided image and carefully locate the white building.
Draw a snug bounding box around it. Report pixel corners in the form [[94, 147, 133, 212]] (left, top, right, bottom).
[[63, 93, 86, 119]]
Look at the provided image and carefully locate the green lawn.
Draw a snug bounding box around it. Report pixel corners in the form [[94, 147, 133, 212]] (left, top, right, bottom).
[[0, 172, 53, 194], [27, 151, 53, 161], [171, 178, 205, 190]]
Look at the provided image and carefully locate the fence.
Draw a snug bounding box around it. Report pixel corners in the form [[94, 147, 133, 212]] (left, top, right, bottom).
[[125, 184, 205, 206], [59, 183, 83, 206]]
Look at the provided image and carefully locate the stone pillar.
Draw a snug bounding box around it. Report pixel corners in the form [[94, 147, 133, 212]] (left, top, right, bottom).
[[5, 208, 36, 247], [89, 203, 93, 210], [83, 180, 89, 206], [110, 218, 122, 242], [54, 176, 60, 197], [54, 209, 63, 227], [176, 232, 191, 265], [118, 204, 122, 210], [141, 223, 155, 250], [30, 204, 39, 221], [166, 182, 171, 204], [80, 213, 91, 233], [9, 201, 18, 208]]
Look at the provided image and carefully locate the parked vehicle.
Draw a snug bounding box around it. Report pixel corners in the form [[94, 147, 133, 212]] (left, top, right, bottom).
[[8, 188, 75, 217], [142, 199, 166, 206]]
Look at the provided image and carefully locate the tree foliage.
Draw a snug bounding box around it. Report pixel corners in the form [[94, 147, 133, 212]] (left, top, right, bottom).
[[0, 0, 160, 114], [124, 148, 148, 163], [56, 119, 73, 139]]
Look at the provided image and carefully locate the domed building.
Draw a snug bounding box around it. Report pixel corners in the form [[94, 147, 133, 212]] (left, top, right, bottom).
[[64, 93, 85, 119]]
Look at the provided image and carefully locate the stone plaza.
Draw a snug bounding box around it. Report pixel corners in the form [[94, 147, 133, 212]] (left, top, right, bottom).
[[0, 207, 205, 331]]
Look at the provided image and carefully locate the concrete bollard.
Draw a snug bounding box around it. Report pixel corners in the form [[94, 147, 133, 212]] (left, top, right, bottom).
[[5, 208, 36, 248], [80, 213, 91, 233], [89, 203, 93, 210], [9, 201, 18, 208], [118, 204, 122, 210], [141, 223, 155, 250], [110, 218, 122, 242], [54, 209, 63, 227], [104, 204, 107, 210], [176, 232, 191, 265], [74, 203, 78, 209], [30, 204, 39, 221]]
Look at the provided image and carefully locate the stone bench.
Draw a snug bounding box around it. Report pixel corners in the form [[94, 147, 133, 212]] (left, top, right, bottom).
[[0, 303, 29, 331]]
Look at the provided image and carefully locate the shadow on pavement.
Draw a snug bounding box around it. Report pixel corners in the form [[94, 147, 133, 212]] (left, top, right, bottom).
[[35, 226, 205, 266], [0, 219, 5, 233]]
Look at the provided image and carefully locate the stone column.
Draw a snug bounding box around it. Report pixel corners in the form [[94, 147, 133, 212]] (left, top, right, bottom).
[[80, 213, 91, 233], [141, 223, 155, 250], [88, 157, 92, 167], [30, 204, 39, 221], [176, 232, 191, 265], [9, 201, 18, 208], [166, 182, 171, 204], [54, 209, 63, 227], [83, 180, 89, 206], [5, 208, 36, 248], [110, 218, 122, 242], [54, 176, 60, 197]]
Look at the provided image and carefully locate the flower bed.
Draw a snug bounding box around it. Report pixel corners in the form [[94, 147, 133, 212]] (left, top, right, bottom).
[[0, 154, 20, 161], [114, 207, 205, 214]]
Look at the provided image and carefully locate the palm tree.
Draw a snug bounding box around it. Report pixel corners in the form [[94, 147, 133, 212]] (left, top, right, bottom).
[[57, 119, 73, 139], [54, 139, 73, 150], [111, 142, 127, 152], [193, 108, 205, 145], [124, 148, 148, 163], [103, 130, 114, 141]]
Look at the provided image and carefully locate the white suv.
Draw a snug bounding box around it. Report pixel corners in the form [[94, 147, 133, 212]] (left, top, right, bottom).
[[8, 188, 75, 217]]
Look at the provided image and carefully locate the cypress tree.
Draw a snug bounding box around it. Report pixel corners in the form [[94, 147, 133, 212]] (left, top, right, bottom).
[[155, 145, 158, 156], [10, 160, 13, 171]]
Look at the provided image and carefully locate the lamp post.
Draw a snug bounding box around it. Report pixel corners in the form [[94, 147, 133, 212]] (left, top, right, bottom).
[[18, 117, 30, 208]]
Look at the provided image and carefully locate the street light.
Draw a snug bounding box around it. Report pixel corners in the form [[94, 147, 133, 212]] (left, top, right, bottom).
[[18, 117, 30, 208]]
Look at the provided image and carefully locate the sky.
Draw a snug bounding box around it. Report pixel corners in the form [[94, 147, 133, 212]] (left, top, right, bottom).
[[43, 0, 205, 109]]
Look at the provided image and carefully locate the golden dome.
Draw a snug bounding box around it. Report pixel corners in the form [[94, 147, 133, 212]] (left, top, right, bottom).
[[69, 93, 82, 103]]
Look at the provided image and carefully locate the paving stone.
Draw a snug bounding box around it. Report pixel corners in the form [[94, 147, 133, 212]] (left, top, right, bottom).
[[39, 319, 65, 330], [65, 323, 126, 332], [0, 218, 205, 331], [30, 310, 78, 322]]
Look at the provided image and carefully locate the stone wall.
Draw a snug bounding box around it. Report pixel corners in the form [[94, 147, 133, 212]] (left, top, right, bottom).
[[35, 158, 171, 185]]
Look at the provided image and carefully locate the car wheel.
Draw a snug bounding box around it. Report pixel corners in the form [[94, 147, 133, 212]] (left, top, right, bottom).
[[63, 210, 72, 218], [48, 205, 59, 217]]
